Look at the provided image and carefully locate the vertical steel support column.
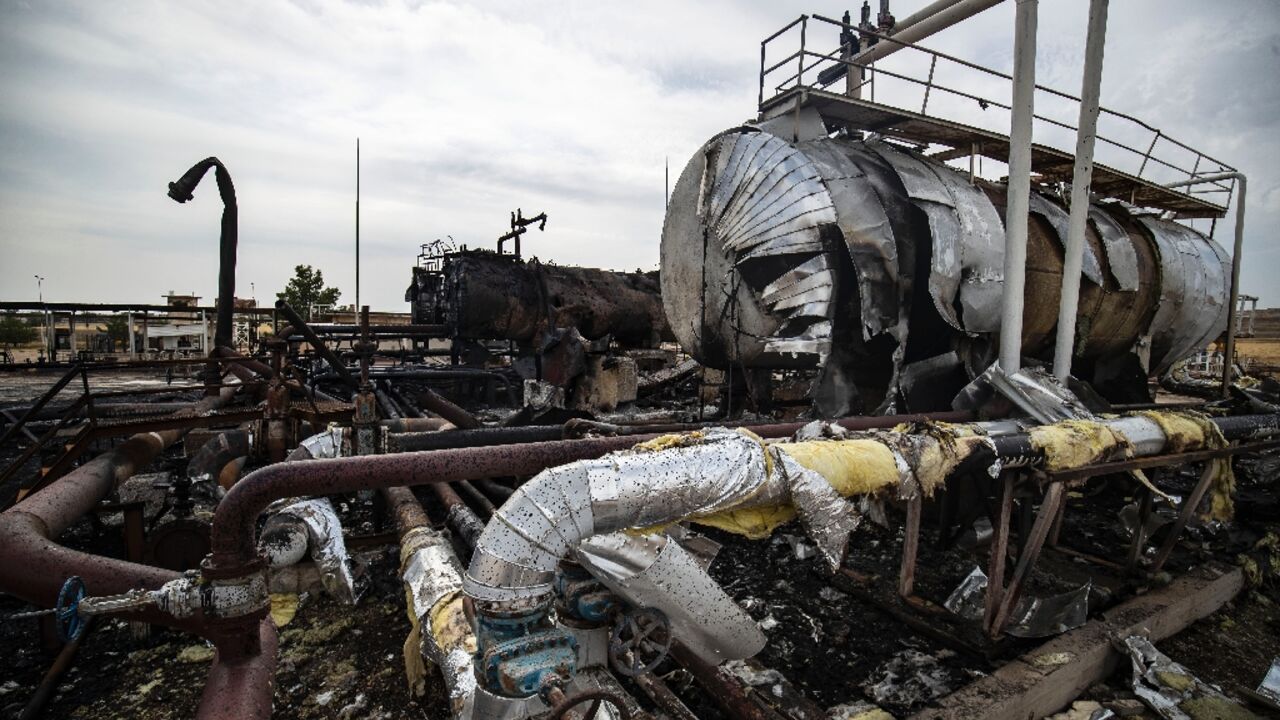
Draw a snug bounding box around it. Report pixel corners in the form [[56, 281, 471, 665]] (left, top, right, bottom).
[[998, 0, 1038, 373], [1052, 0, 1109, 382], [126, 312, 135, 359], [1165, 171, 1247, 396]]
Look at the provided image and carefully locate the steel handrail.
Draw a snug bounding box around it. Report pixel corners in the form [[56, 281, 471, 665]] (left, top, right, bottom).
[[758, 13, 1236, 208]]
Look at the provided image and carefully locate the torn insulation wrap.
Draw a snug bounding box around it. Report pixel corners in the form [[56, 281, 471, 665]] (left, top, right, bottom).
[[576, 532, 766, 666], [399, 525, 475, 713]]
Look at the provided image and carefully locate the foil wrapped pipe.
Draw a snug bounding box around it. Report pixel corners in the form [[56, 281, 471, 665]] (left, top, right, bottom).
[[399, 523, 477, 717], [462, 430, 792, 607], [260, 498, 359, 604], [285, 426, 345, 462]]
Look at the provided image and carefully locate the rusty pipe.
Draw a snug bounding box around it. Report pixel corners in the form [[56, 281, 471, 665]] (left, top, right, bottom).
[[384, 485, 430, 534], [17, 618, 93, 720], [210, 435, 645, 568], [416, 388, 482, 430], [0, 385, 238, 616], [211, 410, 971, 568], [188, 429, 253, 488], [193, 618, 278, 720]]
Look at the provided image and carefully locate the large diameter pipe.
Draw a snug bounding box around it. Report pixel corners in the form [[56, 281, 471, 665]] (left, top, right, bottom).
[[1166, 171, 1247, 397], [193, 619, 278, 720], [998, 0, 1039, 373], [851, 0, 1006, 66], [0, 386, 237, 614], [1052, 0, 1110, 382], [209, 410, 969, 568]]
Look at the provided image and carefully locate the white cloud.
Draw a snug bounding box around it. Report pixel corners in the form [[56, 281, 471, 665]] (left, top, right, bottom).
[[1, 0, 1277, 309]]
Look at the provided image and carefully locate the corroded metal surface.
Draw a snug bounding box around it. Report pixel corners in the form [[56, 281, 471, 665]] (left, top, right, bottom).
[[435, 251, 668, 348]]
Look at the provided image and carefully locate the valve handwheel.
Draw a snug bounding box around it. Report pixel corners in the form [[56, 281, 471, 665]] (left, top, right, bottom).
[[546, 688, 632, 720], [55, 576, 87, 642], [608, 607, 671, 677]]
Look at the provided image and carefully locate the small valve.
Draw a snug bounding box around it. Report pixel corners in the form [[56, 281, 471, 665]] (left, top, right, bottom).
[[608, 607, 672, 677]]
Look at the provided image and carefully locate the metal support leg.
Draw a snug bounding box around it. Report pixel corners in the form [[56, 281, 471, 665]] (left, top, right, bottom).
[[1125, 487, 1153, 573], [983, 472, 1014, 630], [1149, 464, 1216, 575], [989, 481, 1065, 637], [899, 494, 922, 599]]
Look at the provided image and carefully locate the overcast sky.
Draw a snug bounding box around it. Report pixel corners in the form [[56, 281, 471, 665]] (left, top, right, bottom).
[[1, 0, 1277, 311]]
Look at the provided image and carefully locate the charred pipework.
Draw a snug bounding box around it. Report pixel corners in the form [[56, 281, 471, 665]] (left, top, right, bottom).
[[167, 157, 238, 354]]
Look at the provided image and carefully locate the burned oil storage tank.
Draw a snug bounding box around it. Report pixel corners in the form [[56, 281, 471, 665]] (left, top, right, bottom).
[[661, 121, 1229, 415], [412, 248, 670, 348]]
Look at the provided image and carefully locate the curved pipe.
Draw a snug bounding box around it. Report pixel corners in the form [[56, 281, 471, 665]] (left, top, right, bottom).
[[462, 412, 1280, 605], [209, 411, 972, 569], [167, 158, 237, 351], [0, 387, 237, 612]]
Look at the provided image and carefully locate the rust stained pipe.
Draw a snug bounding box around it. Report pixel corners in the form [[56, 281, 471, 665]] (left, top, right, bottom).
[[417, 387, 482, 430], [193, 619, 278, 720], [211, 435, 644, 567], [210, 410, 967, 571], [0, 386, 237, 616]]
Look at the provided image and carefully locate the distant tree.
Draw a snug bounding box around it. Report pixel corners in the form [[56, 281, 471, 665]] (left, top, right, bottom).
[[0, 314, 38, 349], [104, 314, 130, 352], [277, 265, 341, 321]]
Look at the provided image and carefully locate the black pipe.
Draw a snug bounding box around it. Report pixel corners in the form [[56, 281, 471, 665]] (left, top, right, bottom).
[[274, 300, 358, 389], [167, 158, 237, 351]]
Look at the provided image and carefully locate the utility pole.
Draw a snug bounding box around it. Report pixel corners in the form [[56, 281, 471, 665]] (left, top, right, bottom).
[[356, 138, 361, 313]]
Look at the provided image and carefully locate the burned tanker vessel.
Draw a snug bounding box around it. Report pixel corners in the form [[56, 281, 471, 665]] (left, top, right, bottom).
[[661, 116, 1229, 416], [2, 4, 1277, 720]]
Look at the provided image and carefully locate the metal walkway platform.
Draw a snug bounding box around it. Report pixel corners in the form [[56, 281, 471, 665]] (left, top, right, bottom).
[[759, 15, 1235, 220], [762, 87, 1227, 219]]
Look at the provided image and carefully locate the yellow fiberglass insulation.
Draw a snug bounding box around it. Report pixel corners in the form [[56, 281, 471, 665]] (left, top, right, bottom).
[[687, 426, 982, 539], [1139, 411, 1236, 521], [1028, 419, 1132, 471]]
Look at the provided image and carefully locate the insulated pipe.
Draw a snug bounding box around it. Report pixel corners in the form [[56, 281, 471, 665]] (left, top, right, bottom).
[[1166, 171, 1247, 397], [998, 0, 1039, 373], [384, 485, 476, 717], [209, 410, 970, 568], [1052, 0, 1110, 382], [463, 411, 1280, 607], [167, 158, 237, 352]]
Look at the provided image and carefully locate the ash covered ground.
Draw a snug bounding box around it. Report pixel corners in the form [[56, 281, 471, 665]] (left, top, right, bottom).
[[0, 371, 1277, 719]]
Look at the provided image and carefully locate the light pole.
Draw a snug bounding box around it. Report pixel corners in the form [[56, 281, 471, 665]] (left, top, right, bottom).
[[34, 275, 47, 361]]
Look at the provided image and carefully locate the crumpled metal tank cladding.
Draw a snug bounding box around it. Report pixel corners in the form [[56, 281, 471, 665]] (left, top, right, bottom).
[[661, 126, 1231, 386], [661, 128, 840, 369]]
